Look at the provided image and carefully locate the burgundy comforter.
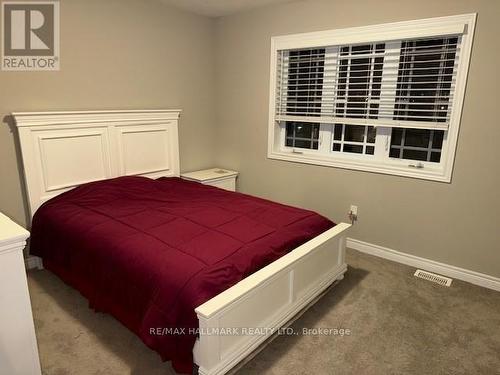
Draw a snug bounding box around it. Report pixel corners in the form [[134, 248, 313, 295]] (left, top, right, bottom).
[[31, 176, 334, 372]]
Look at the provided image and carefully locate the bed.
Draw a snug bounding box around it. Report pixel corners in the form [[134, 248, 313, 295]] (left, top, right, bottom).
[[13, 110, 350, 375]]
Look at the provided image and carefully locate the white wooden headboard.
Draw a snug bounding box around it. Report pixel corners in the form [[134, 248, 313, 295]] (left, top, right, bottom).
[[13, 109, 181, 217]]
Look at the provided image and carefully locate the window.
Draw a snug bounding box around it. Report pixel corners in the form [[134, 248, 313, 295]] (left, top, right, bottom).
[[285, 122, 320, 149], [268, 14, 476, 182]]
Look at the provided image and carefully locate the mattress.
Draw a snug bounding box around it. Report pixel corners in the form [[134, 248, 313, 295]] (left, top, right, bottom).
[[30, 176, 334, 372]]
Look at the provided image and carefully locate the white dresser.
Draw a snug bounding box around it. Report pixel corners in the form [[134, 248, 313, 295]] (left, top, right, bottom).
[[0, 213, 41, 375], [181, 168, 238, 192]]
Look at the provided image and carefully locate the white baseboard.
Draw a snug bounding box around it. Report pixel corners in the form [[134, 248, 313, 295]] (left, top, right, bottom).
[[347, 238, 500, 292], [24, 255, 43, 270]]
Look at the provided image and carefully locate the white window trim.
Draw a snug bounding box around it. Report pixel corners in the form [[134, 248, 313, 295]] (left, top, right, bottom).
[[267, 14, 477, 183]]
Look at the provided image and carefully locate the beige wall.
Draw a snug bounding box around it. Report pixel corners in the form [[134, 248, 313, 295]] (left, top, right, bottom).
[[0, 0, 216, 226], [214, 0, 500, 277]]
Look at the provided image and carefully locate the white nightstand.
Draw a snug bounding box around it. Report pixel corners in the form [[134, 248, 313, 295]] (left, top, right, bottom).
[[181, 168, 238, 192], [0, 213, 41, 375]]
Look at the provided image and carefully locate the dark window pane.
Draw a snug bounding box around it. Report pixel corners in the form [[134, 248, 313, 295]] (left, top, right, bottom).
[[343, 144, 363, 154], [430, 152, 441, 162], [402, 149, 428, 161], [332, 123, 376, 155], [389, 148, 401, 158], [334, 124, 343, 140], [432, 130, 444, 149], [294, 124, 313, 138], [344, 125, 365, 142], [286, 122, 319, 140], [285, 122, 319, 150], [391, 129, 403, 146], [404, 129, 431, 148], [390, 128, 445, 163]]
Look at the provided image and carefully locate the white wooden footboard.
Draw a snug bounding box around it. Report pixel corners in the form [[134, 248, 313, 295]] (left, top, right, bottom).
[[193, 222, 350, 375]]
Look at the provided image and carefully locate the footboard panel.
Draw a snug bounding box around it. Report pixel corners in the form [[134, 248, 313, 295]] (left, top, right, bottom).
[[193, 222, 350, 375]]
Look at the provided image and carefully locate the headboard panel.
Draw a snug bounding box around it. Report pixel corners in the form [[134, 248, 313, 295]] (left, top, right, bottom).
[[13, 110, 181, 217]]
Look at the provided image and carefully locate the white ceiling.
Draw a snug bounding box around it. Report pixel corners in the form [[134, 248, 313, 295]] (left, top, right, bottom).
[[160, 0, 296, 17]]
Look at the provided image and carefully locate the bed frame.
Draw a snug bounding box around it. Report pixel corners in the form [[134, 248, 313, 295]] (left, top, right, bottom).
[[13, 110, 350, 375]]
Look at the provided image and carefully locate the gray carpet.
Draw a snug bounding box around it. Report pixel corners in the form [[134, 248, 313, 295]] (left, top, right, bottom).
[[28, 249, 500, 375]]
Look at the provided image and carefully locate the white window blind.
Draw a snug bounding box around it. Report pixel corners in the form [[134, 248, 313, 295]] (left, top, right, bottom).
[[275, 35, 462, 130]]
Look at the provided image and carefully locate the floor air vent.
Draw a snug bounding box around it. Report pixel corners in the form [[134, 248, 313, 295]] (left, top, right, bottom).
[[414, 269, 452, 287]]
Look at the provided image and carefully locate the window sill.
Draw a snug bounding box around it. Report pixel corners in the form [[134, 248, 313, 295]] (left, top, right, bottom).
[[267, 150, 452, 183]]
